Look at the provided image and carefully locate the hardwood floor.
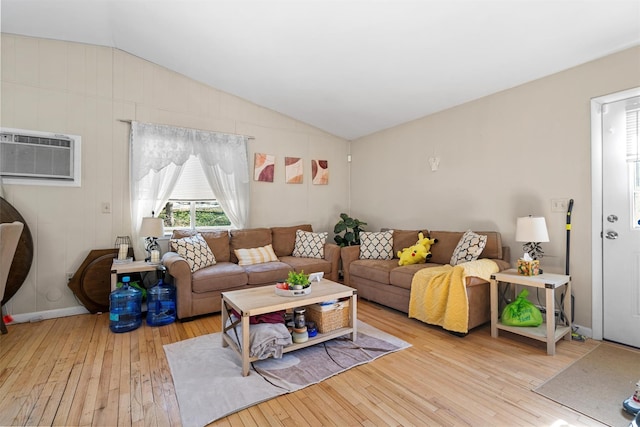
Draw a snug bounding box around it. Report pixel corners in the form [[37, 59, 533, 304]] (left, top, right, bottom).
[[0, 300, 605, 426]]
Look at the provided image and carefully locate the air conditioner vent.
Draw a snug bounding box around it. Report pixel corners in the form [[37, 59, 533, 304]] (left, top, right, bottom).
[[12, 134, 72, 148], [0, 128, 81, 187]]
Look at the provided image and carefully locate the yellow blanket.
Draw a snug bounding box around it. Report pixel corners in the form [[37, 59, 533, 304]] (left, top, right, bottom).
[[408, 259, 499, 333]]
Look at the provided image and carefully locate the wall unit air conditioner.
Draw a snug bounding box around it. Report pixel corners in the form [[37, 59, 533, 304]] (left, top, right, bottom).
[[0, 127, 81, 187]]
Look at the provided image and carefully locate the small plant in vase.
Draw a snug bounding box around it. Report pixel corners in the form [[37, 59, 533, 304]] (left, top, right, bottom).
[[286, 270, 310, 290]]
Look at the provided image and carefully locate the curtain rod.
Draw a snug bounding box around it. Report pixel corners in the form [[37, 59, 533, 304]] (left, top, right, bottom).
[[117, 119, 255, 140]]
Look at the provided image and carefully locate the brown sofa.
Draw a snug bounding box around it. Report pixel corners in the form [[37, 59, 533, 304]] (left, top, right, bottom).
[[340, 229, 511, 331], [163, 224, 340, 320]]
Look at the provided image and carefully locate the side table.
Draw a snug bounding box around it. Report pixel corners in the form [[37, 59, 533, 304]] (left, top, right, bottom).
[[110, 260, 161, 291], [490, 269, 571, 355]]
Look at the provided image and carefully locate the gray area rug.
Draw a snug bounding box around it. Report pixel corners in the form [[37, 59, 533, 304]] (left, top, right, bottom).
[[164, 320, 411, 427], [534, 342, 640, 427]]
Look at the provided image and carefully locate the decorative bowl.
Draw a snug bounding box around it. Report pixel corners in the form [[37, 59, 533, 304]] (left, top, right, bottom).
[[274, 282, 311, 297]]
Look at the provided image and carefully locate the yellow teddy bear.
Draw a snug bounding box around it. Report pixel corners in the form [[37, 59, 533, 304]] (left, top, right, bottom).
[[397, 232, 438, 266]]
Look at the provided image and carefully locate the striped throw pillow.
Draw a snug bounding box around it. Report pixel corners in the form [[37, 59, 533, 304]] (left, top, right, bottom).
[[234, 244, 279, 266]]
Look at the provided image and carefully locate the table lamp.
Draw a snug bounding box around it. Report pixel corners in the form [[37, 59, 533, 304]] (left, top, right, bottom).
[[515, 216, 549, 260], [140, 217, 164, 262]]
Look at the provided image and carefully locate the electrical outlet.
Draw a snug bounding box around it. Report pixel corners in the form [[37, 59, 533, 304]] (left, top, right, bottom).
[[101, 202, 111, 214], [551, 198, 568, 212]]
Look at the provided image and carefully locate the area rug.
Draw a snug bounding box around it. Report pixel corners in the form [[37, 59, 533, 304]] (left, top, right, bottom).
[[164, 320, 410, 427], [534, 342, 640, 426]]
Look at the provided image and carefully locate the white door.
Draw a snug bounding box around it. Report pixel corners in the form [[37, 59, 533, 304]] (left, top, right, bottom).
[[602, 95, 640, 348]]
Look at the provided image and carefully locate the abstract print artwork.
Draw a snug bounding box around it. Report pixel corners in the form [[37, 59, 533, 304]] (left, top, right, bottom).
[[312, 160, 329, 185], [285, 157, 303, 183], [254, 153, 275, 182]]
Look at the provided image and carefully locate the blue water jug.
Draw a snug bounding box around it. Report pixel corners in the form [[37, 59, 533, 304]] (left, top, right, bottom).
[[146, 277, 176, 326], [109, 276, 142, 333]]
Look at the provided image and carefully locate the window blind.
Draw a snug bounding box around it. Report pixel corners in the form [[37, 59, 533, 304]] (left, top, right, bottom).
[[170, 155, 216, 201], [626, 98, 640, 162]]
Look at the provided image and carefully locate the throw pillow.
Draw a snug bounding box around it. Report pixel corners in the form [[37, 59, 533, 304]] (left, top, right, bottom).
[[292, 230, 327, 259], [234, 244, 279, 266], [359, 230, 394, 260], [170, 233, 216, 272], [450, 230, 487, 265]]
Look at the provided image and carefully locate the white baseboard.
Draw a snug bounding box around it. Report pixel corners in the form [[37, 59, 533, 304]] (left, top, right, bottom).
[[7, 306, 90, 324]]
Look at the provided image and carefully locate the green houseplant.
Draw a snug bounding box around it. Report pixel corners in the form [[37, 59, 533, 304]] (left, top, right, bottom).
[[333, 213, 367, 247], [286, 270, 310, 289]]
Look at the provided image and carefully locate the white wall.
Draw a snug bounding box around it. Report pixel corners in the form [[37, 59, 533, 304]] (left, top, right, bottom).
[[349, 46, 640, 329], [0, 34, 349, 317], [3, 33, 638, 327]]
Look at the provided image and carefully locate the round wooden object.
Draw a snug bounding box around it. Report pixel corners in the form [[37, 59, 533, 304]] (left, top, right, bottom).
[[1, 197, 34, 305], [67, 249, 120, 313]]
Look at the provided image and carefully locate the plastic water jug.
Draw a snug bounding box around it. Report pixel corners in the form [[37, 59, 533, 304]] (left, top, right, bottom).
[[146, 278, 176, 326], [109, 276, 142, 333]]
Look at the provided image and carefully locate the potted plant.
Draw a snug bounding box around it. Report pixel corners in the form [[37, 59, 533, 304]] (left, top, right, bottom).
[[333, 213, 367, 247], [286, 270, 310, 289]]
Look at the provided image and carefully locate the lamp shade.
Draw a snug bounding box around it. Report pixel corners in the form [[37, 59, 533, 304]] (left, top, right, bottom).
[[139, 217, 164, 238], [515, 216, 549, 243]]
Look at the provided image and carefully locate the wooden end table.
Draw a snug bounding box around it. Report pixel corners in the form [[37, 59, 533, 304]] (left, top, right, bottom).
[[110, 260, 161, 291], [490, 269, 572, 355]]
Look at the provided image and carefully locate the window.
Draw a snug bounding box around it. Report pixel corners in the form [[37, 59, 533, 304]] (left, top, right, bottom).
[[158, 155, 231, 230], [627, 106, 640, 229]]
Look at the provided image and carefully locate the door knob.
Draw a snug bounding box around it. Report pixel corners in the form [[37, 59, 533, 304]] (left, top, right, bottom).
[[607, 214, 618, 223], [605, 230, 618, 240]]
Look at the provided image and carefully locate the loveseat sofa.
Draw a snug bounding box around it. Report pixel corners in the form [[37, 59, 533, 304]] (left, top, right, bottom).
[[341, 229, 511, 330], [163, 224, 340, 320]]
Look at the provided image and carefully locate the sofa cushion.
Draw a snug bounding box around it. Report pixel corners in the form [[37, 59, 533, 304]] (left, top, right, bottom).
[[387, 229, 426, 258], [477, 232, 503, 260], [359, 230, 394, 260], [271, 224, 313, 257], [429, 231, 502, 264], [171, 229, 230, 262], [243, 261, 291, 285], [350, 259, 397, 284], [450, 230, 488, 265], [292, 230, 327, 258], [170, 233, 216, 272], [280, 255, 331, 276], [390, 263, 440, 290], [234, 244, 279, 266], [230, 228, 272, 263], [191, 262, 247, 293]]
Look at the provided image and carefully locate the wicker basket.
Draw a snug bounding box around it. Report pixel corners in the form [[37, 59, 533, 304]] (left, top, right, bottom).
[[306, 300, 350, 334]]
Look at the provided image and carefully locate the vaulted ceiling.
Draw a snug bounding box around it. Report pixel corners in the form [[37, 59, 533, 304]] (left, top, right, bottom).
[[2, 0, 639, 139]]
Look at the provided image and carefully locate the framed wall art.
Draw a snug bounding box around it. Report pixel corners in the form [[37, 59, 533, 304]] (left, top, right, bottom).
[[312, 160, 328, 185], [285, 157, 303, 183], [254, 153, 275, 182]]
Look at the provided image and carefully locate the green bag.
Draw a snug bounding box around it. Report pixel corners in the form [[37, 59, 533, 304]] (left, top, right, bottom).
[[501, 289, 543, 327]]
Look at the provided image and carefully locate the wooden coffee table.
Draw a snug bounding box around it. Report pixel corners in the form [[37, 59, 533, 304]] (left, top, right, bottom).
[[221, 279, 357, 376]]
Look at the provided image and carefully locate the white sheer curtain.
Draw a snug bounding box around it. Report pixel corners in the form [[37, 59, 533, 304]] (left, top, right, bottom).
[[130, 121, 250, 255], [195, 131, 250, 228]]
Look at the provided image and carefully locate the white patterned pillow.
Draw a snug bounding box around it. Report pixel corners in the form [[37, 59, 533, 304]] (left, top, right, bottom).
[[170, 233, 216, 272], [234, 244, 279, 266], [359, 230, 394, 260], [450, 230, 487, 265], [292, 230, 327, 259]]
